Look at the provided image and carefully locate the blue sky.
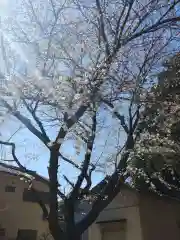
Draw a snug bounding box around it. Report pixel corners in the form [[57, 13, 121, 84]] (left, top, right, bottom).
[[0, 1, 128, 189], [0, 102, 126, 189]]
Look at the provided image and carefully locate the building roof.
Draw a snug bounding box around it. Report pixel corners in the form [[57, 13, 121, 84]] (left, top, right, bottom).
[[0, 164, 28, 178], [0, 163, 49, 183]]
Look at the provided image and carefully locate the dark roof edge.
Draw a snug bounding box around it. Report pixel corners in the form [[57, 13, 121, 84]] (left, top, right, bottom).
[[96, 219, 126, 224]]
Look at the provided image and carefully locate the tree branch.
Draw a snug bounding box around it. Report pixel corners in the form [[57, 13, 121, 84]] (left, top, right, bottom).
[[0, 141, 65, 199], [22, 98, 49, 141], [0, 99, 50, 144], [77, 173, 124, 234], [30, 186, 49, 220], [117, 0, 134, 45], [102, 99, 129, 134], [70, 107, 97, 200], [96, 0, 110, 57], [63, 175, 74, 188], [126, 16, 180, 45], [59, 152, 81, 170]]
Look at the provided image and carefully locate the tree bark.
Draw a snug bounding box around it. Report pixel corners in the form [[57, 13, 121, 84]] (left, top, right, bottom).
[[48, 148, 64, 240]]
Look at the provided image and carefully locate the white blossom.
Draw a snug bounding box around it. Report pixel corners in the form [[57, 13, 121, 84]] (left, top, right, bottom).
[[150, 182, 156, 190], [75, 141, 81, 155], [62, 123, 68, 131], [87, 149, 92, 154], [60, 96, 66, 100], [74, 93, 81, 101], [28, 183, 33, 190], [47, 141, 54, 147], [57, 138, 64, 144]]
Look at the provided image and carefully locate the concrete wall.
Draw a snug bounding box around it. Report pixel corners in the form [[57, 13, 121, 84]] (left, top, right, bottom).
[[139, 193, 180, 240], [88, 187, 143, 240], [87, 186, 180, 240], [0, 171, 50, 240]]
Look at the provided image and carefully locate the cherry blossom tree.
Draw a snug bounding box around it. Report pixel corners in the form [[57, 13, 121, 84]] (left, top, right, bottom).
[[128, 52, 180, 199], [0, 0, 179, 240]]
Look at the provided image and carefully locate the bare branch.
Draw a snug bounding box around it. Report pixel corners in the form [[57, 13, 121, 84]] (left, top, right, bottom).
[[71, 106, 97, 200], [116, 0, 134, 45], [0, 99, 50, 144], [102, 99, 129, 134], [0, 141, 65, 199], [31, 186, 49, 220], [96, 0, 110, 57], [126, 16, 180, 44], [63, 175, 74, 188], [21, 98, 49, 141], [59, 152, 81, 170]]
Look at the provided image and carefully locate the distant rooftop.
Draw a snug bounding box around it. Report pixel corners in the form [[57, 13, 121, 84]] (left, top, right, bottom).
[[0, 163, 49, 182]]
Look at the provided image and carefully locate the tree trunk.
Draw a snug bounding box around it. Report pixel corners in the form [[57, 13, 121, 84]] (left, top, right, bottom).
[[48, 148, 65, 240]]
